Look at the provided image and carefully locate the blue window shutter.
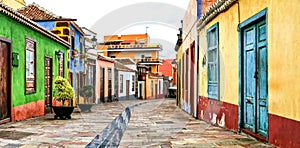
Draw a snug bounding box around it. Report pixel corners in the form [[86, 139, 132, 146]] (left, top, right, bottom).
[[207, 23, 219, 100]]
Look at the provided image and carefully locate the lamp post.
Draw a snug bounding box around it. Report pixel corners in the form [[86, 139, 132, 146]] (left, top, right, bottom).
[[146, 26, 149, 34]]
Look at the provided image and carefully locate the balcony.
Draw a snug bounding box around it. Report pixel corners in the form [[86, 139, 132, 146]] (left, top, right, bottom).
[[107, 44, 161, 49], [135, 58, 162, 65]]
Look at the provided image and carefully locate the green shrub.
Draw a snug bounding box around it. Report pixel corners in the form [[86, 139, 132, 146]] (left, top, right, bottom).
[[53, 76, 74, 106]]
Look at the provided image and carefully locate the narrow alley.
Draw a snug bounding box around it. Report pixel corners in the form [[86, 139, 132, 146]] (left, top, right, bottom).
[[0, 99, 273, 147]]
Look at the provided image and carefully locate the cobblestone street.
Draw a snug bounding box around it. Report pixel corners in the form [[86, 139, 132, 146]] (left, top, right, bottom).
[[0, 99, 274, 147]]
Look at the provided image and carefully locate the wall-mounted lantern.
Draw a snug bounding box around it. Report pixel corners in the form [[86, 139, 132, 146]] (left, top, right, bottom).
[[91, 36, 97, 49], [55, 51, 63, 58]]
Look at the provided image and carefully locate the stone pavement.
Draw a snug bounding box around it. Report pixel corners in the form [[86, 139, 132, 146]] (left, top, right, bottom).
[[0, 99, 275, 148]]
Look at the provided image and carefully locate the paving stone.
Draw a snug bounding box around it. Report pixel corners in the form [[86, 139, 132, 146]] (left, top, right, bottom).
[[0, 99, 274, 147]]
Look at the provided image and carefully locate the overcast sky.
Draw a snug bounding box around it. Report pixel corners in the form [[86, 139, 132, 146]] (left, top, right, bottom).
[[24, 0, 190, 59]]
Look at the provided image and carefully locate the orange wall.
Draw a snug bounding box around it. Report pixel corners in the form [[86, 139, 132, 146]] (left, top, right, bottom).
[[158, 59, 173, 76], [104, 34, 148, 44]]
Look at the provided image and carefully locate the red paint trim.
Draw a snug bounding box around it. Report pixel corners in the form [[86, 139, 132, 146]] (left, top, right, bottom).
[[11, 100, 45, 121], [241, 128, 266, 142], [197, 96, 238, 131], [0, 118, 10, 125], [269, 114, 300, 147]]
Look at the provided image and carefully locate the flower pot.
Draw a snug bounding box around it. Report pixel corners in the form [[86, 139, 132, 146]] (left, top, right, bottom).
[[53, 106, 74, 120], [77, 104, 93, 112]]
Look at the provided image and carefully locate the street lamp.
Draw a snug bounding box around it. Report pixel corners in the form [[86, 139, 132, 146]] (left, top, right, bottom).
[[91, 36, 97, 49]]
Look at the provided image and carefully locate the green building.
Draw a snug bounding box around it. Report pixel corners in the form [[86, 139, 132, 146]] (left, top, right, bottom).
[[0, 3, 70, 123]]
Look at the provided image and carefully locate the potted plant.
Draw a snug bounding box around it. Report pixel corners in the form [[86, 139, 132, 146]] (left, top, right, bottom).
[[78, 85, 94, 112], [53, 76, 75, 119]]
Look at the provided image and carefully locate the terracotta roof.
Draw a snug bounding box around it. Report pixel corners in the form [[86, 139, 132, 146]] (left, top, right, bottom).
[[0, 2, 70, 47], [17, 3, 62, 20], [114, 61, 136, 72], [97, 55, 114, 63], [114, 58, 136, 65], [197, 0, 237, 30], [17, 3, 84, 35]]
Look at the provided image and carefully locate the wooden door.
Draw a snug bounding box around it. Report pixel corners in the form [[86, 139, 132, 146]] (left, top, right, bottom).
[[0, 40, 10, 121], [139, 83, 143, 99], [108, 68, 112, 102], [155, 83, 158, 99], [100, 67, 105, 103], [44, 57, 52, 114], [242, 19, 268, 138], [126, 80, 130, 99]]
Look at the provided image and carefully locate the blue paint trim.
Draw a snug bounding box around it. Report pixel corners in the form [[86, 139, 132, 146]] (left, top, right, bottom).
[[197, 0, 202, 19], [206, 22, 219, 100], [238, 8, 268, 140], [36, 21, 55, 30], [238, 8, 267, 30], [238, 27, 242, 133]]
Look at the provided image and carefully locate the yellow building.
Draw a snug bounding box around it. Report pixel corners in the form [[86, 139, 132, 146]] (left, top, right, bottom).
[[98, 34, 164, 99], [1, 0, 25, 9], [195, 0, 300, 147]]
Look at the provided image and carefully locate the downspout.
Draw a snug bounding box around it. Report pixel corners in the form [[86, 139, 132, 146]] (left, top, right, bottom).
[[237, 0, 242, 133], [196, 35, 199, 119]]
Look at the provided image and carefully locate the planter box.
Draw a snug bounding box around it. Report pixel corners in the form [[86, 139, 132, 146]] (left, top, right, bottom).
[[77, 104, 93, 112], [53, 106, 74, 120]]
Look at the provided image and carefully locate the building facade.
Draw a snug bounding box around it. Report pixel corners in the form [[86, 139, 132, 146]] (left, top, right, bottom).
[[0, 3, 69, 122], [96, 55, 114, 103], [177, 0, 217, 117], [114, 61, 136, 101], [81, 27, 97, 104], [18, 3, 86, 106], [98, 34, 163, 100], [194, 0, 300, 147]]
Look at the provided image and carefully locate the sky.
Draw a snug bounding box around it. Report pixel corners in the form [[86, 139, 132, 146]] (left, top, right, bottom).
[[24, 0, 190, 59]]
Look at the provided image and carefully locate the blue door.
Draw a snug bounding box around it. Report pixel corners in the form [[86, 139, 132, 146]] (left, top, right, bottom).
[[242, 19, 268, 138]]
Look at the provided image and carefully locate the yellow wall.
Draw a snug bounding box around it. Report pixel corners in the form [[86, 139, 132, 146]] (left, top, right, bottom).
[[198, 0, 300, 121], [176, 46, 183, 108], [2, 0, 25, 9], [116, 51, 135, 59], [198, 4, 240, 105], [239, 0, 300, 122], [266, 0, 300, 120]]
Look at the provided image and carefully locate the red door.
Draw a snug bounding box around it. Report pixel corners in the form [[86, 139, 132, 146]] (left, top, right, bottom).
[[0, 39, 10, 121]]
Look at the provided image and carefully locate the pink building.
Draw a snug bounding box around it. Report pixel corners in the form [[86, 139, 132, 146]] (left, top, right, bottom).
[[96, 55, 114, 103]]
